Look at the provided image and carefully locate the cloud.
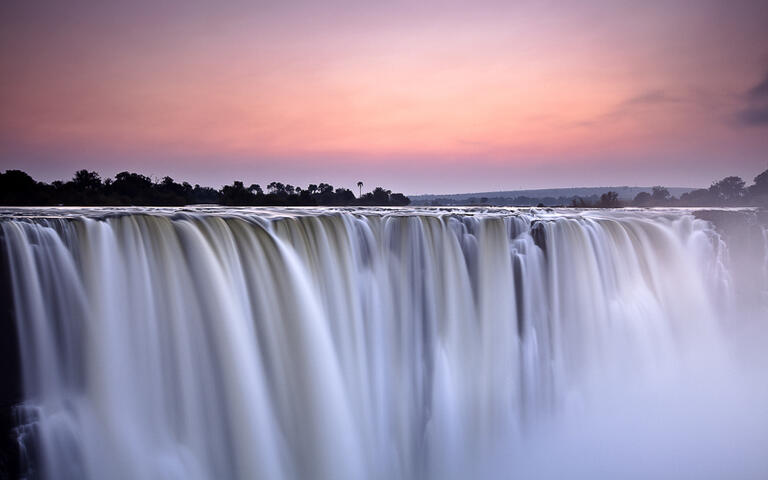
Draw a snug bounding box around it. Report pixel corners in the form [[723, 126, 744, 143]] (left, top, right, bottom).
[[747, 72, 768, 99], [739, 107, 768, 125], [619, 90, 678, 107], [737, 69, 768, 126], [572, 89, 680, 127]]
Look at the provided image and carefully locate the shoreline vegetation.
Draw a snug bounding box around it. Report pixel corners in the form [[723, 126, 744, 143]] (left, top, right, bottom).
[[1, 167, 767, 208], [0, 170, 410, 207], [419, 168, 768, 208]]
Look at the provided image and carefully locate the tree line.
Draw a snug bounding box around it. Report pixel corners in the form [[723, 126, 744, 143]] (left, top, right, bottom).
[[419, 168, 768, 208], [581, 168, 768, 208], [0, 169, 411, 207], [425, 194, 603, 207]]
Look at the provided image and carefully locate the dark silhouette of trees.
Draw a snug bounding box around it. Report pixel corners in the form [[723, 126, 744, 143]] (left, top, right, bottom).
[[220, 181, 256, 205], [678, 175, 753, 206], [417, 169, 768, 208], [570, 196, 592, 208], [334, 188, 357, 205], [679, 188, 717, 206], [109, 171, 155, 204], [152, 176, 192, 205], [709, 176, 746, 203], [651, 186, 671, 204], [371, 187, 391, 204], [390, 193, 410, 206], [72, 170, 102, 192], [749, 169, 768, 204], [191, 184, 221, 203], [624, 169, 768, 207], [633, 191, 652, 206], [598, 191, 621, 208], [309, 183, 329, 205], [6, 166, 768, 208], [581, 169, 768, 208], [0, 170, 47, 205], [0, 169, 410, 206], [357, 187, 409, 206]]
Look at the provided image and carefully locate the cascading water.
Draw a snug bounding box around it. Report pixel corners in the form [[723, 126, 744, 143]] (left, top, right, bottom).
[[1, 207, 766, 480]]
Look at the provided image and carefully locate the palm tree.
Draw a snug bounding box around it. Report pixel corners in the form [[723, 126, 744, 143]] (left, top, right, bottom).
[[357, 181, 363, 198]]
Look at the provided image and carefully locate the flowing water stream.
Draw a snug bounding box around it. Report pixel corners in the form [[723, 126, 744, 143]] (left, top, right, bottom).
[[1, 207, 766, 479]]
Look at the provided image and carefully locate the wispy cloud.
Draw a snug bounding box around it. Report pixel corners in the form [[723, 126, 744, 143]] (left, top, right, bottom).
[[619, 90, 678, 108], [572, 89, 680, 127], [747, 72, 768, 98], [737, 69, 768, 126]]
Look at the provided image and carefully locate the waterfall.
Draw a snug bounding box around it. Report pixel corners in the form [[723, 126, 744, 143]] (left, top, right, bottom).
[[1, 208, 766, 480]]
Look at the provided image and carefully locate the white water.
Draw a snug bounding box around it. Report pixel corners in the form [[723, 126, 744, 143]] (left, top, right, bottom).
[[2, 207, 767, 480]]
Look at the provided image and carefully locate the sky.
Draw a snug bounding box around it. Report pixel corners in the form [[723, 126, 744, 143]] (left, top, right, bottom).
[[1, 0, 767, 195]]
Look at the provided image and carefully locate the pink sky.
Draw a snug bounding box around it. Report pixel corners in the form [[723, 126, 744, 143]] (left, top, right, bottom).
[[1, 0, 767, 194]]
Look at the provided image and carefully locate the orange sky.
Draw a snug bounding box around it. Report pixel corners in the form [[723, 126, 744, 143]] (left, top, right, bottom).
[[1, 0, 767, 193]]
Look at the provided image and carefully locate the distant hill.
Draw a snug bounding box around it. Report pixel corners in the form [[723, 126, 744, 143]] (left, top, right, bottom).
[[410, 186, 696, 206]]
